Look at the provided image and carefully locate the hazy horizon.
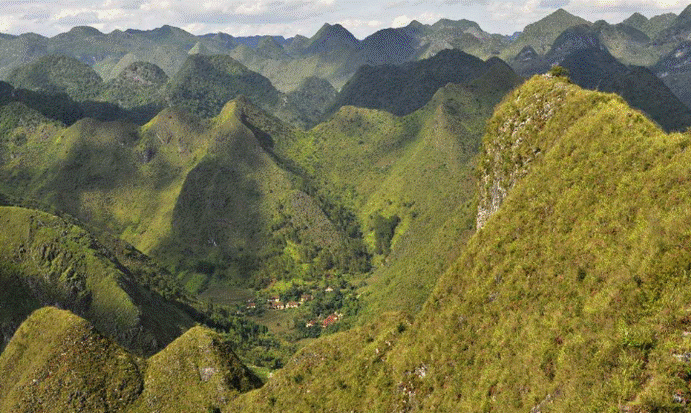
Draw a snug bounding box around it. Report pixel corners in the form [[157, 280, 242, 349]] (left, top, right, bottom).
[[1, 0, 689, 40]]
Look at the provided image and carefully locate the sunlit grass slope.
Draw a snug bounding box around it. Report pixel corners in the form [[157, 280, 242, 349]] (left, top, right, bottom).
[[0, 98, 362, 290], [0, 307, 143, 413], [0, 307, 261, 412], [234, 75, 691, 412], [381, 75, 691, 412]]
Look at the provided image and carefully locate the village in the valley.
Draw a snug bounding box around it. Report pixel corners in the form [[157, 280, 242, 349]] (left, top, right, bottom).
[[244, 285, 346, 329]]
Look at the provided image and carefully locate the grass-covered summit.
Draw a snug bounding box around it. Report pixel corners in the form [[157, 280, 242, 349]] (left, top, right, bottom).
[[0, 307, 143, 413], [0, 307, 261, 413]]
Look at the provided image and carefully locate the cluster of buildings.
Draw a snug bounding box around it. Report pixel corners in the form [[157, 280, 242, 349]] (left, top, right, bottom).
[[245, 293, 315, 311], [305, 312, 343, 329], [244, 287, 343, 329]]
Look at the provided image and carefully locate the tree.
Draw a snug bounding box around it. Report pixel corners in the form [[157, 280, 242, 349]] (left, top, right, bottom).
[[548, 65, 570, 79]]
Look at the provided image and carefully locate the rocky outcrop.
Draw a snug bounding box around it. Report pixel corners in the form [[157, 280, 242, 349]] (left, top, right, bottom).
[[476, 75, 572, 229]]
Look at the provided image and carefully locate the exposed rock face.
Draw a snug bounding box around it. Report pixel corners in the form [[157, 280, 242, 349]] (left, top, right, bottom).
[[476, 75, 571, 229]]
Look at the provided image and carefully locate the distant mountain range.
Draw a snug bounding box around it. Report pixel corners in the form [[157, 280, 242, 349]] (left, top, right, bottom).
[[1, 6, 690, 127]]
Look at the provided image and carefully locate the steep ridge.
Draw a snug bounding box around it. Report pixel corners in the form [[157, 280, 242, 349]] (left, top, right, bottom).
[[508, 25, 691, 133], [623, 12, 677, 39], [655, 4, 691, 44], [558, 48, 691, 132], [234, 76, 691, 412], [231, 18, 508, 93], [385, 75, 691, 411], [0, 206, 198, 355], [654, 41, 691, 109], [511, 21, 657, 76]]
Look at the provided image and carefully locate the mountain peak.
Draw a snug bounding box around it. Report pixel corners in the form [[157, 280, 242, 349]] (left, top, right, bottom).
[[306, 22, 358, 53], [624, 11, 648, 25], [312, 23, 356, 40], [678, 4, 691, 24], [407, 20, 424, 29], [514, 45, 540, 61], [65, 26, 103, 36], [532, 8, 589, 27]]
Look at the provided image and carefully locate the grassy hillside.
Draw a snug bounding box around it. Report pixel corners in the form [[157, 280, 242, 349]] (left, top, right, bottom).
[[0, 307, 143, 413], [130, 325, 262, 412], [233, 75, 691, 412], [0, 206, 200, 356], [0, 307, 262, 412]]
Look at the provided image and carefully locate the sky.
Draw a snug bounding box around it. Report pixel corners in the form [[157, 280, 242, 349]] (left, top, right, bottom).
[[0, 0, 689, 39]]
